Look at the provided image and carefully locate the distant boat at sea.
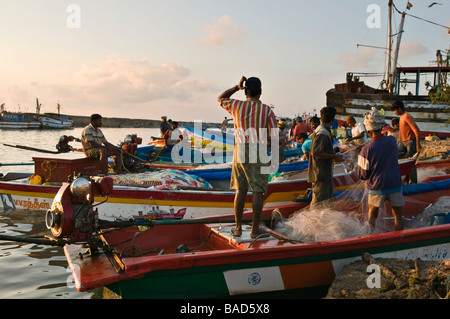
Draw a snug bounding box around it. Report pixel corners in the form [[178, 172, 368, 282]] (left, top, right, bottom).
[[36, 99, 74, 130], [327, 0, 449, 138], [0, 104, 41, 129], [0, 99, 74, 130]]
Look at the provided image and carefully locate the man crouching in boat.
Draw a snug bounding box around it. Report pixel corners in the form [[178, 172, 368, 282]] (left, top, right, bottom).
[[357, 107, 404, 232], [81, 113, 125, 175]]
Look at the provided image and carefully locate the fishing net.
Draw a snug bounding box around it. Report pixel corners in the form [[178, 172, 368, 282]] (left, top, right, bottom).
[[274, 150, 450, 243]]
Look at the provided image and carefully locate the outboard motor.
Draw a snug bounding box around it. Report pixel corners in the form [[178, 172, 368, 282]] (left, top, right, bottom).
[[120, 134, 143, 171], [45, 175, 113, 242]]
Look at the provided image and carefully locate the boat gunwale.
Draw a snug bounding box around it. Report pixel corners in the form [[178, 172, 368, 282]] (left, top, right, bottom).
[[66, 221, 450, 292]]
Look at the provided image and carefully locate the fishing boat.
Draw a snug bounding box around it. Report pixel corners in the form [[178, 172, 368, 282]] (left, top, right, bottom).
[[0, 105, 41, 129], [416, 158, 450, 171], [48, 174, 450, 298], [39, 114, 74, 129], [145, 124, 303, 164], [36, 99, 74, 129], [0, 154, 363, 220], [327, 1, 450, 138]]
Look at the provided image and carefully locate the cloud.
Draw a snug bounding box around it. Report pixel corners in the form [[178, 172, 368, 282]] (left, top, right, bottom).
[[200, 15, 245, 46], [1, 57, 219, 120], [338, 47, 378, 70], [398, 40, 429, 60], [51, 57, 217, 106]]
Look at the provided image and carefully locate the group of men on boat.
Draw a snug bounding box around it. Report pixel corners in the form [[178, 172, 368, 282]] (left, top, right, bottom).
[[58, 75, 423, 239], [216, 76, 423, 237]]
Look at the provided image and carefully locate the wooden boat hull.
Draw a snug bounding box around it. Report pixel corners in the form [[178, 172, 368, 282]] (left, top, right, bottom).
[[64, 180, 450, 298], [39, 116, 74, 129], [0, 170, 359, 219], [0, 111, 41, 129], [416, 158, 450, 171], [0, 159, 418, 219], [0, 121, 41, 129], [327, 90, 450, 138]]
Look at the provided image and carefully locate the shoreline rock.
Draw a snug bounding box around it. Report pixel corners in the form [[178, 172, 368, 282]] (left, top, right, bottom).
[[325, 253, 450, 299]]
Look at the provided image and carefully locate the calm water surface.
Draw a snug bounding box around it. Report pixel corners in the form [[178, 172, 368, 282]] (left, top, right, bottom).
[[0, 127, 158, 298]]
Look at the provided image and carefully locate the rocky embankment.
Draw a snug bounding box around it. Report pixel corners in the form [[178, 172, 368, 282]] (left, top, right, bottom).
[[66, 114, 221, 129], [326, 253, 450, 299]]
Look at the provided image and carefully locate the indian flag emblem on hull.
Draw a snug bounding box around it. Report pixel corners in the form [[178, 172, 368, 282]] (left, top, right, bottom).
[[223, 267, 285, 295]]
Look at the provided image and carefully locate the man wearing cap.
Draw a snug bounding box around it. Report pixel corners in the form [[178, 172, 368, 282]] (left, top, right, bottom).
[[81, 114, 125, 175], [346, 115, 368, 146], [357, 107, 404, 232], [292, 116, 313, 140], [218, 76, 278, 239]]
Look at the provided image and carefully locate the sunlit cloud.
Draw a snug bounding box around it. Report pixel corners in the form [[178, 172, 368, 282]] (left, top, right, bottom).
[[338, 47, 378, 70], [1, 57, 218, 119], [200, 15, 245, 46], [398, 40, 429, 60]]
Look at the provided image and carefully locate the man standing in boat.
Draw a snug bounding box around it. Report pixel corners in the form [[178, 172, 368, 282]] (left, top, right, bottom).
[[308, 106, 344, 207], [218, 76, 278, 239], [81, 114, 125, 175], [390, 101, 421, 183], [357, 107, 404, 232]]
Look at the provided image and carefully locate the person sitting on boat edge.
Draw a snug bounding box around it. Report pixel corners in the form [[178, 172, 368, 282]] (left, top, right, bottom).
[[81, 114, 125, 175], [308, 106, 344, 208], [56, 135, 80, 153], [356, 107, 404, 233], [157, 121, 183, 157], [218, 76, 278, 239]]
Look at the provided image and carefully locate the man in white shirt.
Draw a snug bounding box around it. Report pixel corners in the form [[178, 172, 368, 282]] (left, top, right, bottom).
[[346, 116, 368, 146]]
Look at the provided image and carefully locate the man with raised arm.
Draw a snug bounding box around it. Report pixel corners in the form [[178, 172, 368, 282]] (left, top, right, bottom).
[[218, 76, 278, 239]]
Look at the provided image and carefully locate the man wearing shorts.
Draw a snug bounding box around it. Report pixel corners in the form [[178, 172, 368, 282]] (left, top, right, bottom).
[[81, 114, 124, 175], [218, 76, 278, 239], [357, 107, 404, 232]]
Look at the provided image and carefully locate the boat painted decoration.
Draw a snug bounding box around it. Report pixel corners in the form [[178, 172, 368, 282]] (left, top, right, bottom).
[[0, 158, 419, 219], [0, 168, 360, 220]]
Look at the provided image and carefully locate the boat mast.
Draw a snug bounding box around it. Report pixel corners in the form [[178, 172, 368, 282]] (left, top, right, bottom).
[[385, 0, 393, 91], [36, 98, 41, 115], [391, 11, 406, 94]]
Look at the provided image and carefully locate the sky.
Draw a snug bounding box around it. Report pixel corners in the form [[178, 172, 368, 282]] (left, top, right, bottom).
[[0, 0, 448, 123]]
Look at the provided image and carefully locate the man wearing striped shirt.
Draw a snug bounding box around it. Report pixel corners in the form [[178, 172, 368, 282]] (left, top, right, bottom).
[[81, 114, 124, 175], [218, 76, 278, 239]]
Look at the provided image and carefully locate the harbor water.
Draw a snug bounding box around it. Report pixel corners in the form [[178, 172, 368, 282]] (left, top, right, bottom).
[[0, 127, 159, 298]]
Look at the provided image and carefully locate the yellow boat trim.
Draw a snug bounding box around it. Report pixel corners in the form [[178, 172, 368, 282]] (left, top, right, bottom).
[[0, 189, 55, 199]]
